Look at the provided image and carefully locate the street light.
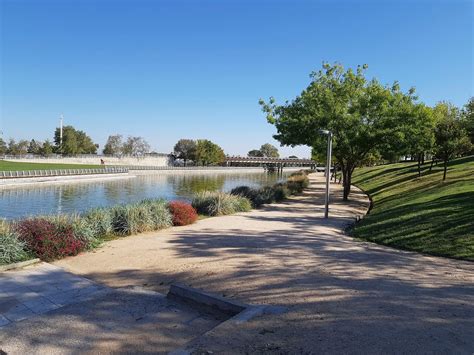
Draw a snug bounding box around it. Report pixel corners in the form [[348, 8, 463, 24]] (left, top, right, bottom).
[[319, 129, 333, 218]]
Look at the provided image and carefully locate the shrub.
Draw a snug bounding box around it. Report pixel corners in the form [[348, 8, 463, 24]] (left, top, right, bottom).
[[230, 186, 263, 207], [14, 218, 86, 261], [272, 183, 290, 201], [287, 174, 309, 194], [141, 199, 173, 229], [0, 231, 31, 265], [168, 201, 198, 226], [111, 199, 172, 235], [44, 214, 100, 249], [84, 208, 113, 238], [257, 186, 276, 204], [192, 191, 252, 216]]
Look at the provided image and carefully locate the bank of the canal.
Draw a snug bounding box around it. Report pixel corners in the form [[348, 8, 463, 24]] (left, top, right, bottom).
[[0, 168, 300, 219]]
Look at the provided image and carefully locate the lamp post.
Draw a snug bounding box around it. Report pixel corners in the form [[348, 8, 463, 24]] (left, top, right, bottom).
[[319, 129, 333, 218]]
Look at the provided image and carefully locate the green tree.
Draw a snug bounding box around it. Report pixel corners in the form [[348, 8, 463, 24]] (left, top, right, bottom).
[[7, 139, 29, 155], [103, 134, 123, 155], [40, 140, 54, 156], [461, 97, 474, 150], [27, 139, 42, 154], [248, 149, 264, 157], [0, 138, 7, 155], [122, 136, 150, 156], [259, 143, 280, 158], [433, 104, 472, 180], [260, 63, 417, 200], [54, 125, 97, 155], [195, 139, 225, 166], [173, 139, 197, 166]]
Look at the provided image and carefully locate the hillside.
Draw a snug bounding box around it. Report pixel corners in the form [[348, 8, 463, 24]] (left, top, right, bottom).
[[352, 156, 474, 261]]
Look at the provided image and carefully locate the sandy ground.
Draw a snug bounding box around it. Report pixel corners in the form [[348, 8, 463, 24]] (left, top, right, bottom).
[[55, 173, 474, 354]]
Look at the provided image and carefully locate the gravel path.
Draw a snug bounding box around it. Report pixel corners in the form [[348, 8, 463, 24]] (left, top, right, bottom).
[[55, 173, 474, 354]]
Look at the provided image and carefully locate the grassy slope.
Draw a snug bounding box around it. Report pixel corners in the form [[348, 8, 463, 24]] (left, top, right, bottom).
[[352, 155, 474, 261], [0, 161, 103, 171]]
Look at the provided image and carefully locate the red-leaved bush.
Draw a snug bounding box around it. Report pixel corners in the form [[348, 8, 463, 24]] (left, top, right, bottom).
[[14, 218, 86, 261], [168, 201, 198, 226]]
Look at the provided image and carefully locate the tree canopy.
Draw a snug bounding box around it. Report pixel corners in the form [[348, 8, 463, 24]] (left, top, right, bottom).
[[173, 139, 197, 165], [260, 62, 424, 200], [259, 143, 280, 158], [103, 134, 124, 155], [195, 139, 225, 166], [121, 136, 151, 156], [54, 125, 97, 155]]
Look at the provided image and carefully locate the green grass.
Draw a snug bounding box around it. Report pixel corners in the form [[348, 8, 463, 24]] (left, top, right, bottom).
[[0, 160, 102, 171], [351, 155, 474, 261]]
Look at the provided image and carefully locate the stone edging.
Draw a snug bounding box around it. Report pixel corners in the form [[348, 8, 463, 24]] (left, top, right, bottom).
[[0, 258, 41, 272]]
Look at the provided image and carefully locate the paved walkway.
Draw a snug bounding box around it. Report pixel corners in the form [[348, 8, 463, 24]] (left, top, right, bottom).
[[0, 264, 223, 353], [2, 173, 473, 353]]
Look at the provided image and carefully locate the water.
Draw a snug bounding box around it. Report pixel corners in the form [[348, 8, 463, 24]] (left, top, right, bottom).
[[0, 171, 292, 219]]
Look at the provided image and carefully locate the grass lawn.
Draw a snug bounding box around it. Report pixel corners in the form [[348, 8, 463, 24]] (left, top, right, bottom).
[[0, 160, 103, 171], [351, 155, 474, 261]]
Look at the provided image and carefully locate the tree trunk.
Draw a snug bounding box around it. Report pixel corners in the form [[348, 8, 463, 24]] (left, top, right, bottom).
[[443, 159, 448, 181], [429, 159, 434, 172], [342, 164, 352, 201], [417, 154, 421, 177]]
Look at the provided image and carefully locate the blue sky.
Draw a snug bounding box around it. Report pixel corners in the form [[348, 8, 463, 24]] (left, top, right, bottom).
[[1, 0, 472, 157]]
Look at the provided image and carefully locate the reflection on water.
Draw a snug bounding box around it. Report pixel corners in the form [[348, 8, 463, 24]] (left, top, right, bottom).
[[0, 171, 291, 219]]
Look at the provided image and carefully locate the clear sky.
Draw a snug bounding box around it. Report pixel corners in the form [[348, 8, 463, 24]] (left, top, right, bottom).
[[1, 0, 472, 157]]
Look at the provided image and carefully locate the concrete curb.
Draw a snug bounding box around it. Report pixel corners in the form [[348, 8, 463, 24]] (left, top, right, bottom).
[[167, 283, 247, 316], [0, 258, 41, 272], [167, 284, 287, 355]]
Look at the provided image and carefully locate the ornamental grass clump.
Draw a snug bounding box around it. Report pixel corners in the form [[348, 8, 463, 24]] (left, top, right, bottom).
[[0, 221, 31, 265], [14, 218, 86, 261], [168, 201, 198, 226], [84, 208, 113, 238], [141, 199, 173, 229], [192, 191, 251, 216], [272, 182, 290, 201], [287, 174, 309, 194], [230, 186, 263, 207], [111, 199, 172, 235]]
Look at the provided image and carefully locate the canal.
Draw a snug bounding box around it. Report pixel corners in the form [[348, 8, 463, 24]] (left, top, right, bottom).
[[0, 170, 293, 219]]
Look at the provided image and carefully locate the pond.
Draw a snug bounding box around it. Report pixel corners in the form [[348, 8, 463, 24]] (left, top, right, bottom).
[[0, 170, 293, 220]]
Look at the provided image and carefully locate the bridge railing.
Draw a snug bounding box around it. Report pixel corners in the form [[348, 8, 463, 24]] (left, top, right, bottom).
[[0, 167, 129, 179]]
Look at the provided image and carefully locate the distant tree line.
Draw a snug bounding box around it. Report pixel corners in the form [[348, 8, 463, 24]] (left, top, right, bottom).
[[172, 139, 225, 166], [247, 143, 280, 158], [261, 63, 474, 199]]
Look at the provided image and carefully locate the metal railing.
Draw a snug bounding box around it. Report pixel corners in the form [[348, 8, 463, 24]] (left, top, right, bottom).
[[116, 165, 272, 171], [0, 167, 129, 179]]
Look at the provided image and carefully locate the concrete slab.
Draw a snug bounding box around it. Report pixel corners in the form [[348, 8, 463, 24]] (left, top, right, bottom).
[[0, 263, 108, 326], [0, 286, 224, 354]]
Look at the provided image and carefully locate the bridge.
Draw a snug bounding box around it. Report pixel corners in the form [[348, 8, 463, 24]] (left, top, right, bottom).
[[224, 156, 317, 172]]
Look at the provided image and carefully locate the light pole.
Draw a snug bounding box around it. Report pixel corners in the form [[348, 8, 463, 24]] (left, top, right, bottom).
[[319, 129, 333, 218]]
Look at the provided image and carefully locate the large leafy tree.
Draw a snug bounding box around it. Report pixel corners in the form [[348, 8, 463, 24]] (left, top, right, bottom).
[[260, 63, 418, 200], [27, 139, 42, 154], [41, 140, 54, 156], [462, 97, 474, 151], [7, 139, 29, 155], [433, 103, 472, 180], [248, 149, 264, 157], [173, 139, 197, 166], [195, 139, 225, 166], [259, 143, 280, 158], [54, 125, 97, 155], [103, 134, 124, 155], [0, 138, 7, 155], [122, 136, 150, 156]]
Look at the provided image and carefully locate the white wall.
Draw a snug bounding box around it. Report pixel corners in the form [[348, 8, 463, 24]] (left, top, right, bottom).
[[5, 155, 171, 167]]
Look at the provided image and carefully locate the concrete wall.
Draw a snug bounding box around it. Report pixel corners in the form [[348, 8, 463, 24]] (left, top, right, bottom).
[[5, 155, 171, 167]]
